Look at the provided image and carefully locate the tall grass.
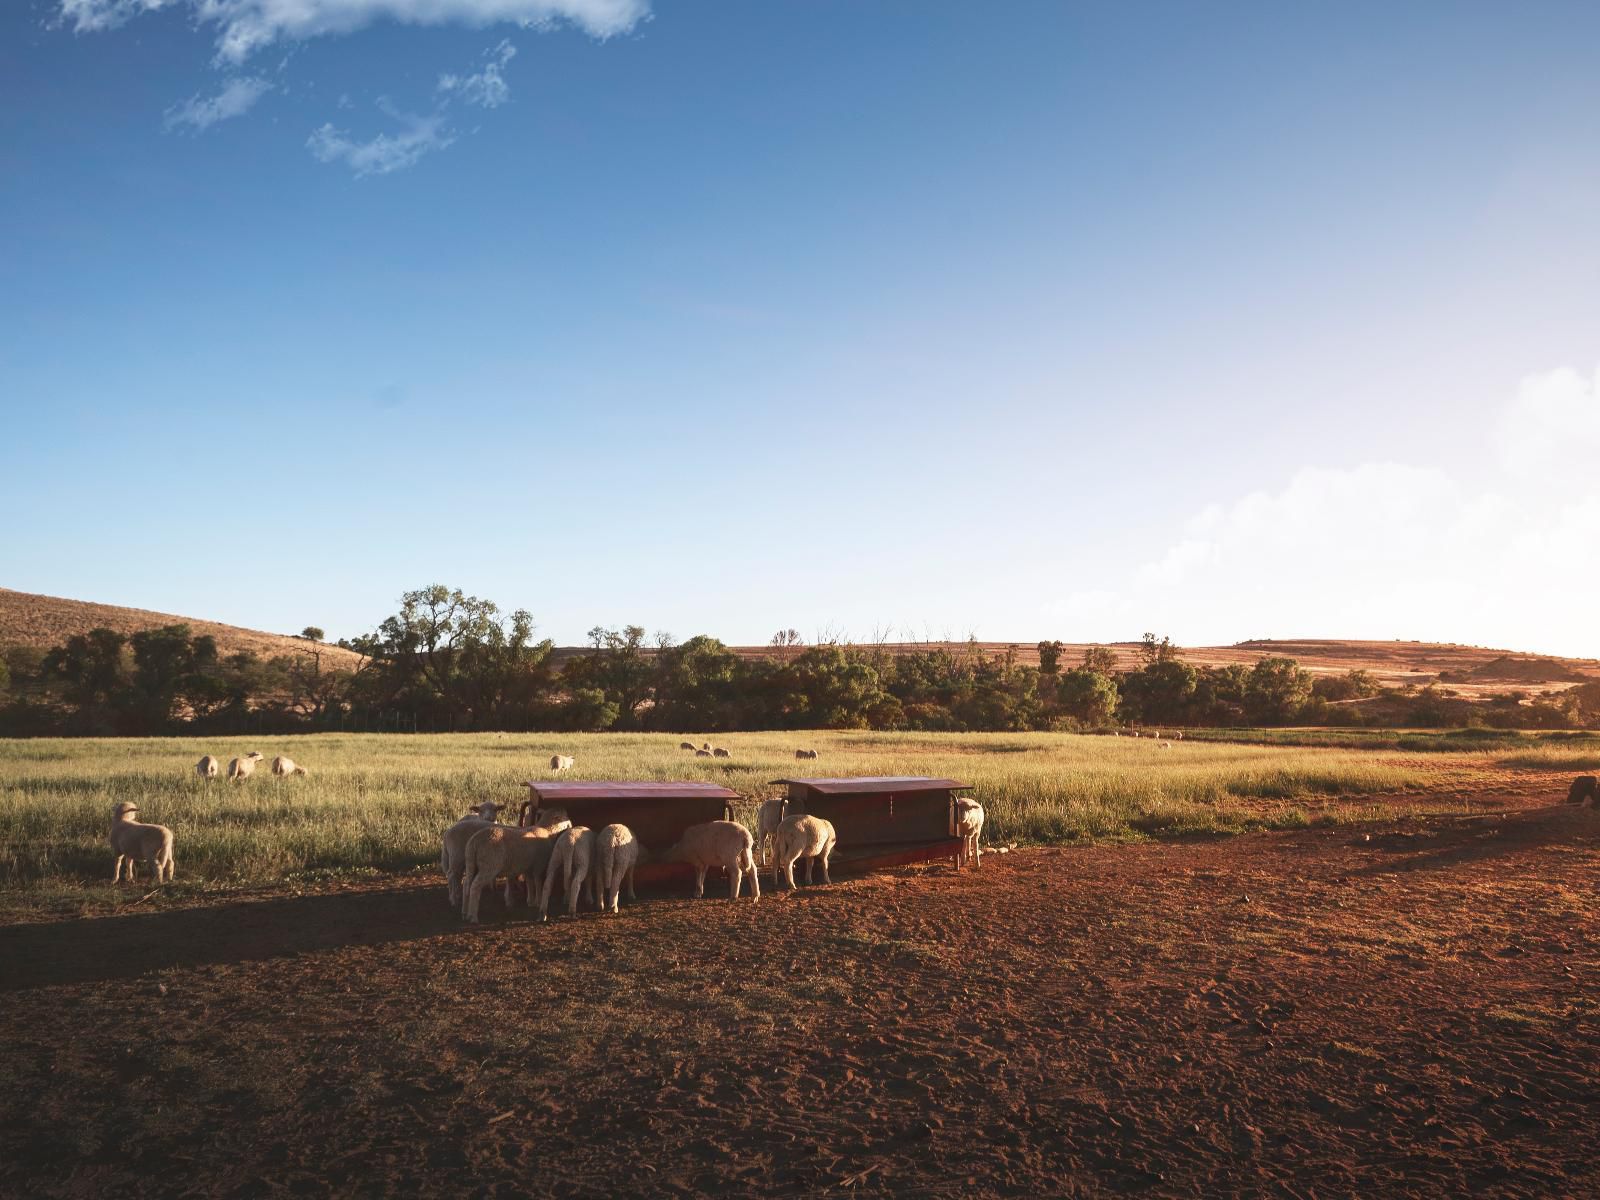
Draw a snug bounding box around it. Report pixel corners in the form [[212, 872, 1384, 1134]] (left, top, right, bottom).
[[0, 730, 1510, 915]]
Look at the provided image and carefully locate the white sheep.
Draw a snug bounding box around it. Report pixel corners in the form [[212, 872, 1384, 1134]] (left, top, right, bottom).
[[954, 796, 985, 870], [793, 748, 818, 760], [270, 755, 308, 777], [679, 741, 697, 751], [754, 797, 789, 867], [712, 747, 730, 759], [195, 755, 220, 780], [550, 754, 574, 772], [440, 799, 505, 908], [461, 818, 571, 923], [701, 742, 712, 751], [539, 825, 599, 920], [662, 820, 759, 901], [695, 749, 712, 758], [1157, 741, 1172, 751], [772, 813, 836, 890], [227, 752, 264, 782], [110, 801, 174, 884], [592, 823, 641, 914]]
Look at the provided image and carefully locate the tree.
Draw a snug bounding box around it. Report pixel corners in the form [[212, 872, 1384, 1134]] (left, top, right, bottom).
[[1244, 657, 1313, 724], [1055, 668, 1120, 727], [1082, 646, 1119, 674], [563, 625, 654, 728], [1036, 640, 1064, 676], [1119, 659, 1197, 724], [300, 626, 325, 643], [1138, 633, 1178, 666], [651, 636, 746, 731]]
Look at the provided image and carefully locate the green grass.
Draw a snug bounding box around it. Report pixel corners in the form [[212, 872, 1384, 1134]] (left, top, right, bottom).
[[0, 730, 1520, 918]]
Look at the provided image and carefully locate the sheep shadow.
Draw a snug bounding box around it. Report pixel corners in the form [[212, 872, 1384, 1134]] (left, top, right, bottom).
[[1347, 804, 1600, 877], [0, 884, 469, 993]]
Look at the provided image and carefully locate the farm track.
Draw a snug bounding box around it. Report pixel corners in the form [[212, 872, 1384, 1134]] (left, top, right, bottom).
[[2, 801, 1598, 1197]]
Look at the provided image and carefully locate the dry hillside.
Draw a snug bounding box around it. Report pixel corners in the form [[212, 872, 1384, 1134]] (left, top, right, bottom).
[[0, 588, 363, 670]]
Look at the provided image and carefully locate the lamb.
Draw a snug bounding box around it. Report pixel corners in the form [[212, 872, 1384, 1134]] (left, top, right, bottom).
[[712, 747, 731, 758], [695, 749, 712, 757], [754, 797, 788, 866], [270, 755, 308, 777], [440, 799, 505, 908], [461, 817, 571, 923], [110, 802, 174, 884], [1156, 741, 1171, 751], [794, 748, 819, 760], [662, 820, 760, 900], [701, 742, 712, 751], [539, 825, 599, 920], [679, 741, 697, 751], [550, 754, 574, 772], [772, 813, 836, 890], [227, 752, 264, 782], [953, 796, 985, 869], [592, 823, 641, 914], [1567, 775, 1599, 806], [195, 755, 220, 780]]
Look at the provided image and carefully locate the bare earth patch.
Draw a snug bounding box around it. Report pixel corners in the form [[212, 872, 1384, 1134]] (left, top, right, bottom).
[[2, 802, 1597, 1197]]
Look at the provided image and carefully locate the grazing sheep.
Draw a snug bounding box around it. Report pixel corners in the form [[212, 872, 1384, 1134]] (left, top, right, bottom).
[[1156, 741, 1172, 751], [461, 820, 570, 923], [679, 741, 697, 751], [953, 797, 985, 870], [662, 820, 760, 901], [270, 755, 308, 777], [1567, 775, 1599, 806], [754, 797, 788, 866], [550, 754, 574, 772], [110, 802, 174, 884], [227, 752, 264, 782], [592, 823, 641, 914], [1175, 731, 1185, 741], [695, 749, 713, 758], [701, 742, 712, 751], [712, 747, 731, 759], [539, 825, 599, 920], [772, 814, 837, 890], [794, 748, 819, 760], [441, 800, 505, 908], [195, 755, 220, 780]]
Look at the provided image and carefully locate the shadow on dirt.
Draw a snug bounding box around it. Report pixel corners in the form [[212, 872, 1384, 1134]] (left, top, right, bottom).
[[1349, 804, 1600, 877], [0, 885, 475, 992]]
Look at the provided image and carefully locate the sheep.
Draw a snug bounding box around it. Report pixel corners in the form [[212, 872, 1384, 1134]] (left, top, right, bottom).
[[539, 825, 599, 920], [1567, 775, 1599, 806], [794, 748, 819, 760], [441, 800, 505, 907], [592, 823, 641, 914], [679, 741, 697, 751], [695, 749, 713, 758], [461, 819, 571, 923], [270, 755, 308, 777], [953, 797, 985, 869], [1156, 741, 1172, 751], [110, 802, 174, 884], [701, 742, 712, 751], [195, 755, 220, 780], [754, 797, 789, 867], [712, 747, 731, 759], [662, 820, 760, 900], [772, 814, 836, 891], [227, 752, 264, 782], [550, 754, 574, 772]]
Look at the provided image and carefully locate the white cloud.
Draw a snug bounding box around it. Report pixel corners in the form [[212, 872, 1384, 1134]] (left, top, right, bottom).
[[164, 76, 272, 131], [58, 0, 648, 61], [307, 106, 454, 176], [438, 39, 516, 108], [1050, 366, 1600, 657]]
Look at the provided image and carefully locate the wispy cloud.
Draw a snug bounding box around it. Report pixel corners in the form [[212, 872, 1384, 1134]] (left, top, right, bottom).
[[307, 105, 454, 176], [438, 39, 517, 108], [57, 0, 648, 62], [164, 76, 272, 131]]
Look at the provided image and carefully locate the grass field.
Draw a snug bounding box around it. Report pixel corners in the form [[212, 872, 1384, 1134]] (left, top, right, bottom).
[[4, 728, 1584, 920]]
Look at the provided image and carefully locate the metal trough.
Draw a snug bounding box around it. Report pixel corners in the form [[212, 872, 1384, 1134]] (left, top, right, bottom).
[[769, 776, 972, 874]]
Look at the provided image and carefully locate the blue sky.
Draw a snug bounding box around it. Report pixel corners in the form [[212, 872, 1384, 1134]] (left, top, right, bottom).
[[4, 1, 1599, 655]]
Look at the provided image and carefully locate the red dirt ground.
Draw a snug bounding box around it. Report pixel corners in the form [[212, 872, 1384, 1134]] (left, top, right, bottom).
[[3, 803, 1598, 1198]]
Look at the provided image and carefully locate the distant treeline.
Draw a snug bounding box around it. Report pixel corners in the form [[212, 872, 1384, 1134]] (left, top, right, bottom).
[[1, 585, 1595, 736]]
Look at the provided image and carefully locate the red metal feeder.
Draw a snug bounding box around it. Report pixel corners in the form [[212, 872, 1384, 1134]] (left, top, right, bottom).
[[769, 776, 972, 873]]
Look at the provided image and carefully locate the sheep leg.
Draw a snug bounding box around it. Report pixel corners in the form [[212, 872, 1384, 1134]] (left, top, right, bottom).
[[745, 849, 759, 900], [624, 864, 636, 903], [694, 866, 707, 899], [784, 855, 798, 891], [820, 840, 833, 884], [566, 862, 590, 917], [804, 855, 815, 884], [972, 834, 982, 868], [730, 861, 743, 900], [112, 855, 125, 883]]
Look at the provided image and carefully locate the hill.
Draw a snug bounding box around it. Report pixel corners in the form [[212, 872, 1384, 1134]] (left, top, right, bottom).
[[0, 588, 363, 670]]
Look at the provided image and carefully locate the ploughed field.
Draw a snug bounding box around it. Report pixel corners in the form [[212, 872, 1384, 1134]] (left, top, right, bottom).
[[2, 805, 1598, 1197]]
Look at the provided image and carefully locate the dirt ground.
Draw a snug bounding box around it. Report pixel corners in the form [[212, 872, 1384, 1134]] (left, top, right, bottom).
[[3, 801, 1598, 1198]]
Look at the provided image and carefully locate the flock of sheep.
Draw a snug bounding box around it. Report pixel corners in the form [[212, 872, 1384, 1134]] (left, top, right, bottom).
[[194, 751, 308, 782], [444, 787, 985, 925]]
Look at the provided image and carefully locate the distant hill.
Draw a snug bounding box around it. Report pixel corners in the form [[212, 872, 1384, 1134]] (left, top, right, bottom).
[[0, 588, 363, 670]]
